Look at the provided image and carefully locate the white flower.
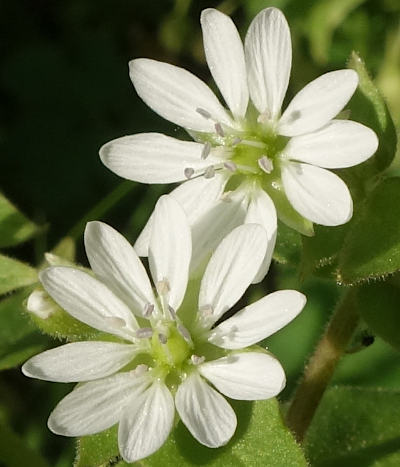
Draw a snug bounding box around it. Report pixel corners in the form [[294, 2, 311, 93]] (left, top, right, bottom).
[[99, 7, 378, 276], [22, 196, 306, 463]]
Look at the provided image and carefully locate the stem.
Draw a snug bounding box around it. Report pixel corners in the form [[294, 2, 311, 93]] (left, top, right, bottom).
[[286, 288, 359, 443], [67, 181, 136, 240]]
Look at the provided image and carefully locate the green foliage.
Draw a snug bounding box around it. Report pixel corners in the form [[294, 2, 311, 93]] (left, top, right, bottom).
[[357, 282, 400, 351], [338, 178, 400, 285], [76, 399, 306, 467], [347, 52, 398, 178], [307, 0, 366, 64], [306, 386, 400, 466], [273, 221, 302, 265], [0, 193, 39, 248], [0, 254, 37, 295], [0, 290, 46, 370]]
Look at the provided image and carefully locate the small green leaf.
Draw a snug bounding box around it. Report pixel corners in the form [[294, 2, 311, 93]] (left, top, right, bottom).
[[76, 399, 306, 466], [0, 254, 37, 295], [307, 0, 366, 64], [0, 193, 39, 248], [347, 52, 397, 177], [51, 236, 76, 262], [0, 342, 46, 371], [338, 177, 400, 284], [274, 221, 302, 265], [357, 282, 400, 351], [306, 386, 400, 466]]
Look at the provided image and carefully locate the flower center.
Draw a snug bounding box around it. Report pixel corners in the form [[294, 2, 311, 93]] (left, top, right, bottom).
[[151, 322, 192, 370]]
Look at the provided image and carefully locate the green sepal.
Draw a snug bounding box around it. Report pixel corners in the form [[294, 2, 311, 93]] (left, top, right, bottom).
[[75, 399, 306, 466], [273, 221, 302, 266], [346, 52, 397, 178], [306, 386, 400, 466], [337, 177, 400, 285], [0, 192, 40, 248], [0, 254, 37, 295], [357, 281, 400, 351]]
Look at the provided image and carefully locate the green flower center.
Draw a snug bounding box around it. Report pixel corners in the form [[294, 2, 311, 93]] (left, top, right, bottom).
[[151, 322, 191, 370]]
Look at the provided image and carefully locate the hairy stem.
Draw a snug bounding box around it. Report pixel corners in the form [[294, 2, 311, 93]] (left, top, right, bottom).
[[67, 181, 136, 240], [286, 288, 359, 443]]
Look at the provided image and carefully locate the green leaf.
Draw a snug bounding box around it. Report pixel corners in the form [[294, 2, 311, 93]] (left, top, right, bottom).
[[76, 399, 306, 467], [0, 193, 39, 248], [0, 254, 37, 295], [337, 177, 400, 285], [51, 236, 76, 262], [274, 221, 302, 265], [347, 52, 397, 177], [0, 342, 45, 371], [0, 422, 50, 467], [307, 0, 366, 64], [306, 386, 400, 466], [357, 282, 400, 351]]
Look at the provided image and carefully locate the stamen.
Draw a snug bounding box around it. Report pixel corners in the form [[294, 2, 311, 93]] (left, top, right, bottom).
[[184, 167, 194, 179], [177, 323, 193, 345], [214, 122, 225, 137], [105, 316, 127, 328], [156, 279, 170, 296], [258, 156, 274, 174], [191, 354, 205, 365], [220, 191, 233, 203], [196, 107, 212, 119], [201, 142, 211, 160], [133, 364, 148, 377], [136, 327, 153, 339], [199, 304, 213, 317], [224, 161, 237, 172], [232, 137, 242, 146], [143, 303, 154, 318], [204, 166, 215, 179], [158, 333, 168, 345], [168, 305, 177, 320]]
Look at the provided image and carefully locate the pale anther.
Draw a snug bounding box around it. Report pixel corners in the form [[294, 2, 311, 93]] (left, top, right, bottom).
[[156, 278, 170, 296], [178, 323, 192, 344], [220, 191, 233, 203], [232, 137, 242, 146], [158, 333, 168, 344], [214, 122, 225, 137], [258, 156, 274, 174], [143, 303, 154, 318], [191, 355, 205, 365], [184, 167, 194, 179], [201, 142, 211, 160], [105, 316, 127, 328], [168, 305, 177, 320], [224, 161, 237, 172], [199, 304, 213, 316], [204, 166, 215, 179], [196, 107, 211, 119], [136, 328, 153, 339], [133, 364, 148, 377]]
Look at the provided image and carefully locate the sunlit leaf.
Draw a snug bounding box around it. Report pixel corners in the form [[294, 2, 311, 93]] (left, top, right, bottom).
[[337, 178, 400, 285], [0, 193, 39, 248], [306, 386, 400, 466], [0, 254, 37, 295]]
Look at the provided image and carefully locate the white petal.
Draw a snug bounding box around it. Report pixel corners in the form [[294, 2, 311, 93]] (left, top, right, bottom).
[[244, 188, 277, 283], [100, 133, 221, 183], [201, 9, 248, 118], [84, 222, 157, 317], [245, 7, 291, 118], [199, 224, 268, 325], [129, 59, 233, 132], [199, 352, 285, 400], [134, 174, 227, 257], [210, 290, 306, 349], [40, 267, 139, 341], [279, 70, 359, 136], [281, 162, 353, 226], [175, 372, 236, 448], [191, 187, 248, 274], [48, 372, 150, 436], [284, 120, 378, 168], [149, 196, 191, 310], [22, 341, 138, 382], [119, 381, 174, 463]]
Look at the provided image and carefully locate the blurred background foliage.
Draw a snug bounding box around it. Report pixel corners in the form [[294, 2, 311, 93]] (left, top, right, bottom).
[[0, 0, 399, 465]]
